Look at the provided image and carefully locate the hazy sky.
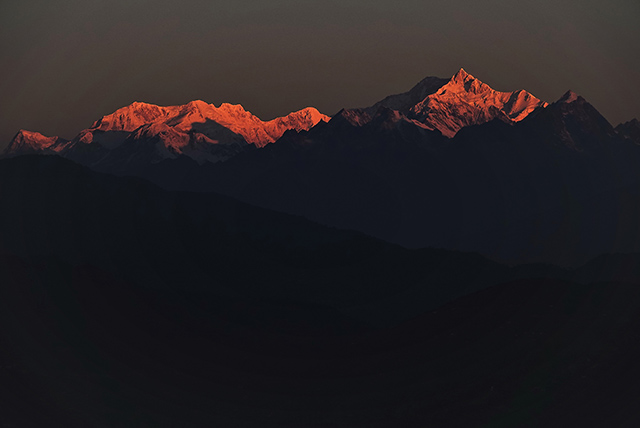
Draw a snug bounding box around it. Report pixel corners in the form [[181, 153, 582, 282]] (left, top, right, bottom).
[[1, 0, 639, 147]]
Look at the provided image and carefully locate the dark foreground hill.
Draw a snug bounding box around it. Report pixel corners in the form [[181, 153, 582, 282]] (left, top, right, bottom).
[[1, 156, 640, 426], [3, 257, 640, 427]]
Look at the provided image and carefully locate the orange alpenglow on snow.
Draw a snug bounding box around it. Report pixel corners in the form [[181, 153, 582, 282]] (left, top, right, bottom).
[[411, 68, 548, 137], [3, 69, 553, 161], [89, 100, 331, 147], [5, 129, 69, 154]]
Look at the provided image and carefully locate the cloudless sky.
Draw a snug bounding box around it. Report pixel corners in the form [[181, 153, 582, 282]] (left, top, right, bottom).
[[1, 0, 639, 146]]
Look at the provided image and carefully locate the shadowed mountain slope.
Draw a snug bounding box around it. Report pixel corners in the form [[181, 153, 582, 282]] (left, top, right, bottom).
[[1, 155, 640, 426]]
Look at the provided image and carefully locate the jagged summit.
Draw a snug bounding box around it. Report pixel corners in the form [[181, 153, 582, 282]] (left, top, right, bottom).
[[4, 129, 69, 156], [450, 67, 474, 83], [359, 69, 548, 137], [84, 100, 330, 149], [3, 100, 330, 165], [5, 69, 616, 165], [406, 69, 547, 137], [557, 90, 582, 104], [444, 68, 494, 95]]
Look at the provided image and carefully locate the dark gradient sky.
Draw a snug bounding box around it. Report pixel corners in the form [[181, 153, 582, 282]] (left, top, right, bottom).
[[1, 0, 639, 147]]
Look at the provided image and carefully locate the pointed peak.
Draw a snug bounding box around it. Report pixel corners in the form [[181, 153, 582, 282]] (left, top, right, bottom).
[[411, 75, 451, 90], [5, 128, 66, 155], [13, 129, 53, 140], [437, 68, 492, 96], [451, 68, 475, 82], [557, 90, 583, 104], [333, 108, 354, 118]]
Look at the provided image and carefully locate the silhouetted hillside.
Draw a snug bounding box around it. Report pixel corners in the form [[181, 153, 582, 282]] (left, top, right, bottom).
[[1, 155, 640, 426]]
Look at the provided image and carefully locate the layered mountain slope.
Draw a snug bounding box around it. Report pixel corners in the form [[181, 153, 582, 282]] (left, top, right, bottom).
[[3, 155, 640, 427]]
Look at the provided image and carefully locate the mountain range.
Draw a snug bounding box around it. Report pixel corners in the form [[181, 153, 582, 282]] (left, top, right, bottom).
[[4, 67, 640, 426], [7, 100, 329, 164], [5, 68, 640, 267], [4, 68, 547, 162]]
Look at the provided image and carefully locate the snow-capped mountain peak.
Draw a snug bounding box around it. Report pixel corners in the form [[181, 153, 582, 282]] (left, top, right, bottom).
[[3, 100, 331, 165], [408, 69, 547, 137], [4, 130, 69, 156], [84, 101, 329, 149], [265, 107, 330, 139], [450, 67, 474, 83], [91, 102, 169, 132], [557, 90, 582, 104]]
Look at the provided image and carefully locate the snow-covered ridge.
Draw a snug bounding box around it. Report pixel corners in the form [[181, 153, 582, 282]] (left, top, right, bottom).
[[89, 100, 330, 148], [5, 130, 70, 155], [4, 101, 331, 164], [9, 69, 622, 165], [409, 68, 548, 137]]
